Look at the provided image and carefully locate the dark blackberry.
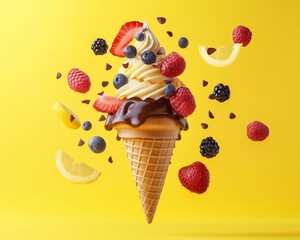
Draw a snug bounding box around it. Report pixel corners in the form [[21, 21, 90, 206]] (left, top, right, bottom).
[[91, 38, 108, 55], [213, 83, 230, 102], [200, 137, 220, 158]]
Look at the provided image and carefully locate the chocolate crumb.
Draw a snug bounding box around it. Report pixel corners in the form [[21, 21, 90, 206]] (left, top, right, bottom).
[[81, 99, 90, 104], [78, 139, 85, 146], [208, 110, 214, 119], [157, 47, 165, 55], [99, 115, 106, 121], [70, 114, 75, 122], [203, 80, 208, 87], [229, 112, 236, 119], [122, 62, 129, 69], [116, 135, 121, 141], [108, 156, 113, 163], [157, 17, 166, 24], [98, 91, 104, 96], [167, 31, 173, 37], [106, 63, 112, 70], [201, 123, 208, 129], [56, 72, 62, 79], [207, 48, 216, 55], [209, 94, 215, 100], [102, 81, 109, 87], [164, 78, 173, 84]]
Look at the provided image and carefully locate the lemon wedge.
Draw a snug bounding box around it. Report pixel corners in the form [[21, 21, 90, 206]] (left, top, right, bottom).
[[55, 150, 101, 184], [52, 101, 81, 129], [199, 43, 242, 67]]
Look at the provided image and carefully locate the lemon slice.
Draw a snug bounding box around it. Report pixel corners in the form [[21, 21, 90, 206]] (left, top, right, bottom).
[[52, 101, 81, 129], [55, 150, 101, 184], [199, 43, 242, 67]]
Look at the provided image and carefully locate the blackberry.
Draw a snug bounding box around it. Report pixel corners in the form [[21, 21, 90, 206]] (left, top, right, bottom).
[[200, 137, 220, 158], [213, 83, 230, 102], [91, 38, 108, 55]]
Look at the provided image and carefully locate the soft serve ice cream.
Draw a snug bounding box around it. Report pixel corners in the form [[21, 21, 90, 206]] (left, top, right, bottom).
[[93, 20, 196, 223]]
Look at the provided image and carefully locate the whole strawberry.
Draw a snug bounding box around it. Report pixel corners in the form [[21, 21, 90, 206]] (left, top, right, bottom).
[[68, 68, 91, 93], [170, 87, 196, 117], [178, 161, 210, 194], [232, 25, 252, 47], [247, 120, 269, 141], [160, 52, 186, 77]]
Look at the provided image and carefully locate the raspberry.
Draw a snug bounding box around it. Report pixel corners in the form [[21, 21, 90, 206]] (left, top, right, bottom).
[[247, 121, 269, 141], [232, 25, 252, 47], [170, 87, 196, 117], [160, 52, 186, 77], [68, 68, 91, 93]]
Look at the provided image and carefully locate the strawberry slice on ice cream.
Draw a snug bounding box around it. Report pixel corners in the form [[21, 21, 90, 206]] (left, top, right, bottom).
[[110, 21, 143, 57], [93, 92, 125, 114]]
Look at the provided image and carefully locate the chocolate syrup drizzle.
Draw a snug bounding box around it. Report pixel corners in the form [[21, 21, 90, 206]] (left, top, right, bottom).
[[105, 98, 188, 131]]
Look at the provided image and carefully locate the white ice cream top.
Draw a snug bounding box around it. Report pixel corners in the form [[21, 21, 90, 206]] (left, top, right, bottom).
[[115, 21, 183, 100]]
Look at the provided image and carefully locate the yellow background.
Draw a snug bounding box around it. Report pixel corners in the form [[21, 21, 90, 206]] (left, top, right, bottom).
[[1, 0, 300, 239]]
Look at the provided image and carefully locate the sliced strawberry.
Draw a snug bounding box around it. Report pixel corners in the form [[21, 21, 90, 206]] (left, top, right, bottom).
[[93, 93, 125, 114], [110, 21, 143, 57]]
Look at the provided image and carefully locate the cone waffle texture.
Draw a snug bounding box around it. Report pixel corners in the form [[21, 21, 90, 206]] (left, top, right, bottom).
[[123, 137, 176, 224]]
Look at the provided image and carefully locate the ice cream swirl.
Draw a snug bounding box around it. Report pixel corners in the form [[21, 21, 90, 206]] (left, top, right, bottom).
[[115, 21, 183, 100]]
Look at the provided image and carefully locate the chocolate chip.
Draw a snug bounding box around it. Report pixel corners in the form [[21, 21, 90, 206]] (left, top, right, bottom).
[[98, 91, 104, 96], [152, 63, 160, 68], [229, 112, 236, 119], [201, 123, 208, 129], [164, 78, 173, 84], [203, 80, 208, 87], [167, 31, 173, 37], [116, 135, 121, 141], [81, 99, 90, 104], [106, 63, 112, 70], [157, 17, 166, 24], [209, 110, 214, 119], [122, 62, 129, 69], [157, 47, 165, 55], [207, 48, 216, 55], [209, 94, 215, 100], [56, 72, 62, 79], [99, 115, 106, 121], [102, 81, 109, 87], [70, 114, 75, 122], [108, 156, 113, 163], [78, 139, 85, 146]]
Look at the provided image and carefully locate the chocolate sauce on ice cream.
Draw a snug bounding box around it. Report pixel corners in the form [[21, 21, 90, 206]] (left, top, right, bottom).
[[105, 98, 188, 131]]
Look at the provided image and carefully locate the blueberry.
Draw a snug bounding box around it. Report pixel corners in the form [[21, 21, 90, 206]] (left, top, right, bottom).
[[178, 37, 189, 48], [164, 83, 176, 97], [82, 121, 92, 131], [88, 136, 106, 153], [113, 73, 128, 89], [123, 45, 137, 58], [141, 50, 156, 65], [135, 32, 145, 41]]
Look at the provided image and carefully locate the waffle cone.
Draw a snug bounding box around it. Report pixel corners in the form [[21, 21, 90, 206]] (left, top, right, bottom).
[[114, 118, 180, 224]]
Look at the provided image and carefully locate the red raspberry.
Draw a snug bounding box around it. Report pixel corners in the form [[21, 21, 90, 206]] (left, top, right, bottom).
[[68, 68, 91, 93], [160, 52, 186, 77], [247, 121, 269, 141], [178, 161, 210, 194], [232, 25, 252, 47], [170, 87, 196, 117]]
